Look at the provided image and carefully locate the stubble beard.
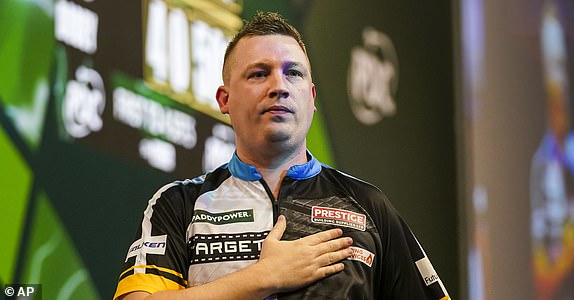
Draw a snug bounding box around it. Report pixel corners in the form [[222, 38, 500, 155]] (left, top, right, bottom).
[[261, 122, 303, 155]]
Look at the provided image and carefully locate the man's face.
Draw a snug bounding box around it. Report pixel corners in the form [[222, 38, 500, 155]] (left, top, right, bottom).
[[217, 34, 316, 154]]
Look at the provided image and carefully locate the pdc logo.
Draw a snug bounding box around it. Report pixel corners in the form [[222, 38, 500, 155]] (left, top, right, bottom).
[[347, 27, 399, 125]]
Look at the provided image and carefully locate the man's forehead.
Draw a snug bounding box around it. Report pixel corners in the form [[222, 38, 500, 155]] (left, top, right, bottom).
[[223, 34, 311, 83], [231, 35, 308, 64]]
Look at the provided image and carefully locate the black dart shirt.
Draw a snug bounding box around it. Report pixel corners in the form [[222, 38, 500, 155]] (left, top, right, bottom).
[[114, 152, 450, 300]]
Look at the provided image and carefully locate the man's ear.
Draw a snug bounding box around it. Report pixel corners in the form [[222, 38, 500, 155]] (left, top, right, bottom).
[[216, 86, 230, 114], [312, 84, 317, 112]]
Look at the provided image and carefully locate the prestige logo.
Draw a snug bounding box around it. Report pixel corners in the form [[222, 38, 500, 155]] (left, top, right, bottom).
[[311, 206, 366, 231]]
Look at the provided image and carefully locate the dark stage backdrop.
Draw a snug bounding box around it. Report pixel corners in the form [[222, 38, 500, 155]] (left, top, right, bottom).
[[0, 0, 457, 298]]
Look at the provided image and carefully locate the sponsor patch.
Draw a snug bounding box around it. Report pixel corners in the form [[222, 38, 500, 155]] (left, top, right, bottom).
[[415, 256, 440, 286], [347, 246, 374, 267], [189, 231, 268, 264], [125, 234, 167, 261], [311, 206, 366, 231], [192, 209, 254, 225]]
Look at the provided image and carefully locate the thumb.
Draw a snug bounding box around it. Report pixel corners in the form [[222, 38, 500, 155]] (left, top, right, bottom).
[[267, 215, 287, 241]]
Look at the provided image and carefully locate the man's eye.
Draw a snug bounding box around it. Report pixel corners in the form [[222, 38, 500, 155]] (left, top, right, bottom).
[[286, 70, 303, 77], [249, 71, 267, 78]]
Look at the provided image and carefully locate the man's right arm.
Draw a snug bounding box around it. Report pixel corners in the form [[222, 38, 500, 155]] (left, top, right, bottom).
[[119, 215, 353, 300]]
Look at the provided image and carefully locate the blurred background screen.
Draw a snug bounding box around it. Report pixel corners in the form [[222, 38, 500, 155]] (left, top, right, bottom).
[[460, 0, 574, 299]]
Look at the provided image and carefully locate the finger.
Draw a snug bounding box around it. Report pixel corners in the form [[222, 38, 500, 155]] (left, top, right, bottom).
[[316, 247, 354, 268], [266, 215, 287, 241], [316, 262, 346, 279], [318, 237, 353, 254], [301, 227, 343, 245]]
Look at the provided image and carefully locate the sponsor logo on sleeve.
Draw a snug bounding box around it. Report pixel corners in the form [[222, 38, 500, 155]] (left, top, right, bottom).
[[311, 206, 366, 231], [347, 246, 374, 267], [125, 234, 167, 261], [415, 256, 440, 286], [192, 209, 254, 225]]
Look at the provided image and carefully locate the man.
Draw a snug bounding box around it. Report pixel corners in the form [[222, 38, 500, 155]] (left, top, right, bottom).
[[114, 12, 449, 300]]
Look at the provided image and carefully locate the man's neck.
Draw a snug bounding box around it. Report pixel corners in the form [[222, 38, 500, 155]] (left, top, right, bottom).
[[236, 146, 308, 199]]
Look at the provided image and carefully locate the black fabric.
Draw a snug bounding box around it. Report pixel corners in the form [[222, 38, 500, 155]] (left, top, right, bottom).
[[117, 162, 449, 299]]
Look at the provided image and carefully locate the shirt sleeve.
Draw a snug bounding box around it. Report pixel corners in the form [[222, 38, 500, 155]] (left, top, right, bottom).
[[114, 182, 191, 299], [378, 198, 450, 300]]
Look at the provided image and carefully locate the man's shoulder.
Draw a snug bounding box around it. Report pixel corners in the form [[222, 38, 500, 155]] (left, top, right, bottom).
[[316, 166, 399, 233], [158, 164, 232, 198], [315, 166, 394, 215], [319, 166, 384, 194]]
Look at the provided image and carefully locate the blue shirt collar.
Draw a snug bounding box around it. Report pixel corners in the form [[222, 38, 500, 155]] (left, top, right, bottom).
[[228, 151, 322, 181]]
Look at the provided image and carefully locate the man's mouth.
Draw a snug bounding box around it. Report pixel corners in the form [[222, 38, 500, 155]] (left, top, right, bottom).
[[263, 105, 293, 114]]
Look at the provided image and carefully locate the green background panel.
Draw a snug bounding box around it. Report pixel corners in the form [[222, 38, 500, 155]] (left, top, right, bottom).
[[306, 99, 335, 166], [0, 124, 32, 284], [0, 0, 54, 148], [20, 192, 99, 300]]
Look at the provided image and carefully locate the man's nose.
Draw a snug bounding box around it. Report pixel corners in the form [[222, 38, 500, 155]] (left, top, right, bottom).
[[268, 72, 289, 99]]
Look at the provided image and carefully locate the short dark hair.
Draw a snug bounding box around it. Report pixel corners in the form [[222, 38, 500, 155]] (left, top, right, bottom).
[[222, 11, 307, 83]]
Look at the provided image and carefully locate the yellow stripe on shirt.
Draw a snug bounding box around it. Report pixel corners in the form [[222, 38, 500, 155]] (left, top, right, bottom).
[[114, 272, 186, 300], [119, 264, 186, 281]]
